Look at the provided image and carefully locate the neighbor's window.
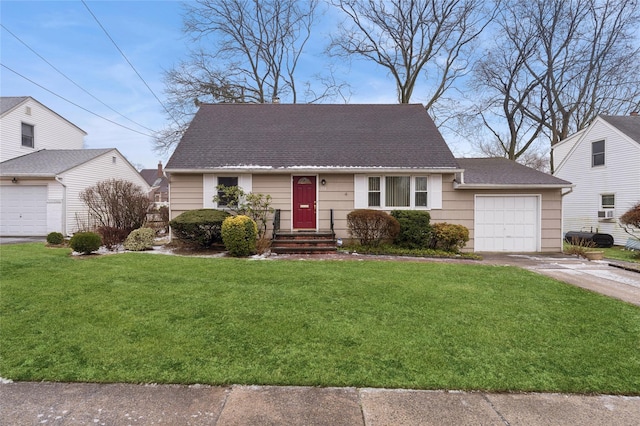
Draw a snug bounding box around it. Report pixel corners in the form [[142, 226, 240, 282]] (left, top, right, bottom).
[[601, 194, 615, 209], [368, 177, 381, 207], [592, 140, 605, 167], [217, 176, 238, 207], [21, 123, 34, 148]]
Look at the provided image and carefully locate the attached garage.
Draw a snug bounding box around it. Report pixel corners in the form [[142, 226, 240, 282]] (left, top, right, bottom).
[[0, 185, 48, 236], [474, 195, 539, 252]]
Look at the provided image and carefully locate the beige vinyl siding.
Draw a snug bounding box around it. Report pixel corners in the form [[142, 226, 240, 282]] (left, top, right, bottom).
[[443, 180, 563, 252], [169, 174, 204, 220], [0, 98, 85, 162], [252, 174, 291, 234], [318, 174, 354, 236]]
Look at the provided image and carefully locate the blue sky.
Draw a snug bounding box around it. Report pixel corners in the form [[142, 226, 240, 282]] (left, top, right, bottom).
[[1, 0, 472, 170]]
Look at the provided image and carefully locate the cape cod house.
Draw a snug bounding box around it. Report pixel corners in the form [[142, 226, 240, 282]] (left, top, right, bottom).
[[165, 103, 572, 252]]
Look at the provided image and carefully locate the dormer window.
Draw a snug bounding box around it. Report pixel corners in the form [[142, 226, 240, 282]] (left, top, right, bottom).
[[592, 140, 605, 167], [21, 123, 34, 148]]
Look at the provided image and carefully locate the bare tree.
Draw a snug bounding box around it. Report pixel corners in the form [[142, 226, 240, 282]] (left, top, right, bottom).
[[156, 0, 346, 153], [469, 6, 547, 165], [471, 0, 640, 172], [528, 0, 640, 146], [328, 0, 497, 109]]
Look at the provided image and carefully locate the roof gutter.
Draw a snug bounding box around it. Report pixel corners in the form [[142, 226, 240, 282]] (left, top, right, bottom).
[[165, 167, 464, 174], [453, 182, 574, 190]]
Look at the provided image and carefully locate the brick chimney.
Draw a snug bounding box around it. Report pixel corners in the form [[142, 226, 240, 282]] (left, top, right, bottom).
[[631, 111, 639, 116], [157, 161, 163, 178]]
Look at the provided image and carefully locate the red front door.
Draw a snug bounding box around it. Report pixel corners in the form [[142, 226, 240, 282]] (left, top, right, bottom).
[[293, 176, 316, 229]]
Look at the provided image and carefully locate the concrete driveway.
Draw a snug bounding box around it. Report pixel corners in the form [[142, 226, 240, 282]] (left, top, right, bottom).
[[482, 253, 640, 307]]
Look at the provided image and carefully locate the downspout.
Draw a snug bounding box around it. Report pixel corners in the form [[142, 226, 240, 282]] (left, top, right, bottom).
[[55, 176, 67, 235], [559, 187, 574, 251]]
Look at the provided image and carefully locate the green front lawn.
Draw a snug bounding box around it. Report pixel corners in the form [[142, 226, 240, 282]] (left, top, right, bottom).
[[1, 243, 639, 394]]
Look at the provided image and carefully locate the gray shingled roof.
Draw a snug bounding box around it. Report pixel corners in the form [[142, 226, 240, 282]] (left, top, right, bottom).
[[600, 115, 640, 143], [0, 149, 114, 176], [166, 104, 460, 170], [456, 158, 571, 186], [0, 96, 29, 116]]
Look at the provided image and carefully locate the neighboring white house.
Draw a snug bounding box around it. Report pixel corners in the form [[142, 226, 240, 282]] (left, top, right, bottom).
[[0, 96, 86, 162], [0, 97, 151, 236], [0, 149, 150, 236], [552, 114, 640, 245]]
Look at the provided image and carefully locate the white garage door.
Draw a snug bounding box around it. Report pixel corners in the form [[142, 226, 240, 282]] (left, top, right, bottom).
[[0, 186, 48, 236], [474, 195, 539, 252]]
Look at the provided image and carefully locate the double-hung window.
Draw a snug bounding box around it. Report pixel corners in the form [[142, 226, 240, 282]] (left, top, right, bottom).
[[601, 194, 615, 209], [21, 123, 34, 148], [367, 176, 428, 209], [217, 176, 239, 207], [592, 140, 605, 167]]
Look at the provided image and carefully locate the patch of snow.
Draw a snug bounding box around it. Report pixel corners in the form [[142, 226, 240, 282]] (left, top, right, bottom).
[[0, 377, 14, 384]]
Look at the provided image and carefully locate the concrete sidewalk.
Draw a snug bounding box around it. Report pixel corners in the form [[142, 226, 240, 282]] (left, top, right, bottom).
[[1, 382, 639, 425]]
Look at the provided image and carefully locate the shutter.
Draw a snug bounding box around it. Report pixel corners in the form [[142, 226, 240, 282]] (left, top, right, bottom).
[[238, 174, 252, 193], [354, 174, 368, 209], [429, 174, 442, 209], [203, 174, 216, 208]]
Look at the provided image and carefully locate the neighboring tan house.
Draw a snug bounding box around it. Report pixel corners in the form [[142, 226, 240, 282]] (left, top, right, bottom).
[[140, 161, 169, 206], [0, 96, 150, 236], [552, 114, 640, 246], [165, 103, 572, 252]]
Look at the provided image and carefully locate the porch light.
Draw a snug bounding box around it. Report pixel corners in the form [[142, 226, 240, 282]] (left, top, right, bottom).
[[321, 179, 326, 186]]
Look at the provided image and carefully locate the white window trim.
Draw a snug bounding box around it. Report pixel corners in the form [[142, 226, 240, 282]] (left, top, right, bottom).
[[203, 174, 252, 208], [354, 174, 442, 210], [591, 140, 605, 167], [600, 193, 615, 209]]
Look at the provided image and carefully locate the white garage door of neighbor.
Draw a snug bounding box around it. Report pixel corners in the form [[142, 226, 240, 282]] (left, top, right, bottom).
[[0, 185, 48, 236], [474, 196, 539, 252]]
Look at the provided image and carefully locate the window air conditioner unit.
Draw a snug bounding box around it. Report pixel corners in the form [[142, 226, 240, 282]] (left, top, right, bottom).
[[598, 210, 614, 219]]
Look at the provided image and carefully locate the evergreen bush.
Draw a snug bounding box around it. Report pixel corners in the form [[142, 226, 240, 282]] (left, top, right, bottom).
[[347, 209, 400, 246], [431, 222, 469, 252], [391, 210, 432, 248], [124, 227, 156, 251], [46, 232, 65, 245], [169, 209, 231, 248], [221, 215, 258, 257], [69, 232, 102, 254]]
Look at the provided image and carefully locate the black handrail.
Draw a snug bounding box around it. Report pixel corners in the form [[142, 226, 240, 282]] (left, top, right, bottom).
[[273, 209, 281, 236], [330, 208, 335, 237]]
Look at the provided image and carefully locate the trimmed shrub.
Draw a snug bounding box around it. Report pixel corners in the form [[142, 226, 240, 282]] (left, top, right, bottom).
[[221, 215, 258, 257], [347, 209, 400, 246], [170, 209, 231, 248], [69, 232, 102, 254], [431, 222, 469, 252], [391, 210, 432, 249], [124, 227, 156, 251], [46, 232, 65, 245]]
